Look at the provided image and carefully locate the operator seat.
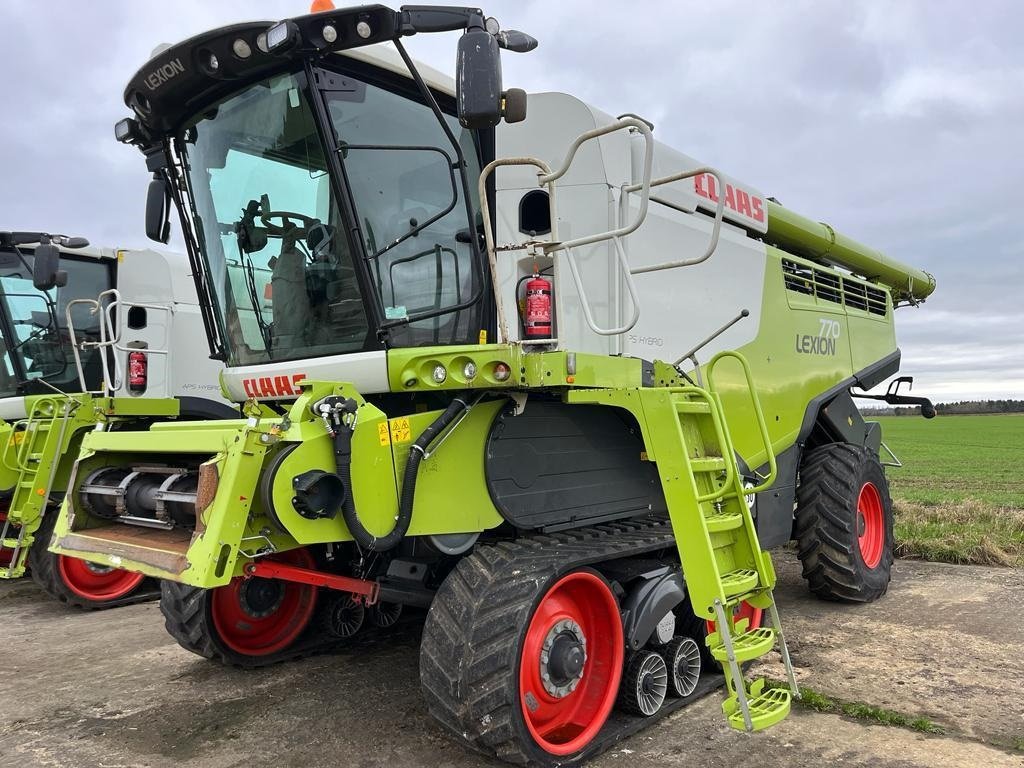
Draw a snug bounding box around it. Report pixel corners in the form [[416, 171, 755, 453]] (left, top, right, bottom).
[[270, 234, 313, 354]]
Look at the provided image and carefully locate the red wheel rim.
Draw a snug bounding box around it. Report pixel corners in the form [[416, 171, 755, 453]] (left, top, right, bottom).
[[211, 549, 318, 657], [57, 556, 146, 602], [857, 481, 885, 569], [518, 570, 624, 756], [706, 600, 763, 635]]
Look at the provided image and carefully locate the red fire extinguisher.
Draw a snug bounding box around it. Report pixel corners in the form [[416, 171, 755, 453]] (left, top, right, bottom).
[[128, 351, 147, 393], [524, 267, 553, 339]]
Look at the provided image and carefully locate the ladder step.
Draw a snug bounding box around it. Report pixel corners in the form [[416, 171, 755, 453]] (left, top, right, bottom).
[[690, 456, 727, 474], [674, 400, 711, 415], [720, 568, 759, 596], [704, 510, 744, 532], [710, 626, 775, 663], [2, 538, 23, 549], [726, 686, 791, 732]]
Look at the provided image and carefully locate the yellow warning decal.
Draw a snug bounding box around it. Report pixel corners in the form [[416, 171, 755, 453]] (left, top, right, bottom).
[[11, 431, 25, 445], [389, 417, 412, 444], [377, 422, 391, 446]]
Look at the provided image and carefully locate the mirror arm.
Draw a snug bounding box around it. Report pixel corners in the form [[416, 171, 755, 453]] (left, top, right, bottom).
[[398, 6, 485, 35]]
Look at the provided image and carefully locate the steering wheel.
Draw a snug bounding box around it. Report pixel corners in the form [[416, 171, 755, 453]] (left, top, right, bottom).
[[259, 210, 318, 238]]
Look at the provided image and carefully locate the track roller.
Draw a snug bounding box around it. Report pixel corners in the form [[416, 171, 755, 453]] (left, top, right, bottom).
[[619, 650, 668, 716]]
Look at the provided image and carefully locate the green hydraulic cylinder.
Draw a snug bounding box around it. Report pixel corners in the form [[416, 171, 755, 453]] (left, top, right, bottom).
[[764, 201, 936, 303]]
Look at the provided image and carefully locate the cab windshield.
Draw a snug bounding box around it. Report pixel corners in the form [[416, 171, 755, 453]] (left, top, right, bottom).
[[178, 67, 483, 366], [0, 249, 111, 397]]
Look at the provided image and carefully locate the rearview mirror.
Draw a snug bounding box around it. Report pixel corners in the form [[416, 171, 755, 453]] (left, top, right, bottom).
[[146, 173, 172, 244], [456, 27, 502, 129], [32, 243, 66, 291]]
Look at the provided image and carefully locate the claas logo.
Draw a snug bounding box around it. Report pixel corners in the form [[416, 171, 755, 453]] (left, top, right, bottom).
[[242, 373, 307, 398]]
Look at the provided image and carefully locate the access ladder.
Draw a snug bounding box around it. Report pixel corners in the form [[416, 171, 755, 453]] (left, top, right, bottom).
[[641, 351, 799, 730], [0, 396, 83, 578]]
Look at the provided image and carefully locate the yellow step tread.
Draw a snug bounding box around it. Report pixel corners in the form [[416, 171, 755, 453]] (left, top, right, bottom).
[[690, 456, 727, 473], [710, 626, 775, 663], [720, 568, 759, 596], [704, 510, 744, 532], [674, 400, 712, 414], [726, 687, 792, 731]]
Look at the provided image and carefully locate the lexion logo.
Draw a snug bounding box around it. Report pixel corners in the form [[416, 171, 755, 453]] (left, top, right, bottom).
[[796, 318, 841, 356], [144, 59, 185, 92]]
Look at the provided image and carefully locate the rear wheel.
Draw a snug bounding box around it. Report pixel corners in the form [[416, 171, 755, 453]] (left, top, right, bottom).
[[28, 511, 147, 608], [795, 443, 894, 602], [421, 552, 625, 766], [160, 548, 318, 667]]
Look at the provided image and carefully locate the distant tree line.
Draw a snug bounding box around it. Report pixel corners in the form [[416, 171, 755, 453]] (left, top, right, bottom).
[[862, 399, 1024, 416]]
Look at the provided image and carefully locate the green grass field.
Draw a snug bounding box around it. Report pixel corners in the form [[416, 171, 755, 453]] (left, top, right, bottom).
[[875, 414, 1024, 567]]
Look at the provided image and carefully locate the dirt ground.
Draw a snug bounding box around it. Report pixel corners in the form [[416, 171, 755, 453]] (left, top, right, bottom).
[[1, 551, 1021, 768]]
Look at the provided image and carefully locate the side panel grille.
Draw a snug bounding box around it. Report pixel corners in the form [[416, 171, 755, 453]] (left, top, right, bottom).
[[782, 259, 888, 316]]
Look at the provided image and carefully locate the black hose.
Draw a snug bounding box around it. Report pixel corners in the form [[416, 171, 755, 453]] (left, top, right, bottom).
[[334, 397, 469, 552]]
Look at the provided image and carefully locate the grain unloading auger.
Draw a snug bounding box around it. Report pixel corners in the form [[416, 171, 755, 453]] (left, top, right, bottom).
[[48, 4, 935, 763], [0, 231, 235, 607]]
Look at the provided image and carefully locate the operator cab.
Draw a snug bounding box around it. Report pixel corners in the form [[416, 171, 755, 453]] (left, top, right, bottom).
[[0, 233, 112, 398], [115, 6, 535, 372]]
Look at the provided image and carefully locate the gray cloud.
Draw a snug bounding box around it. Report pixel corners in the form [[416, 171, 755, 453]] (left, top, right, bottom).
[[1, 0, 1019, 401]]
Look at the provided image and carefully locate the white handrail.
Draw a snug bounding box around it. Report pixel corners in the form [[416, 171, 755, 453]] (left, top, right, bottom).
[[478, 156, 553, 344], [65, 288, 175, 396], [624, 167, 727, 274], [477, 117, 732, 340]]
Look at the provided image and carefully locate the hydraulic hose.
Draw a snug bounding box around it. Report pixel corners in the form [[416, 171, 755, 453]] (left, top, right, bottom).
[[333, 397, 469, 552]]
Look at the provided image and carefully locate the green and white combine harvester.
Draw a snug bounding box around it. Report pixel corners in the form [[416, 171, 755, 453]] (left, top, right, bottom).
[[47, 4, 937, 763], [0, 232, 233, 607]]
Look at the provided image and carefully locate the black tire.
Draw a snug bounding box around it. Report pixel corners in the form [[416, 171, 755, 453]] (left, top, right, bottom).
[[617, 650, 668, 716], [420, 543, 622, 766], [662, 635, 701, 698], [673, 598, 716, 670], [28, 511, 148, 609], [795, 443, 894, 602], [160, 568, 317, 668], [160, 581, 220, 661]]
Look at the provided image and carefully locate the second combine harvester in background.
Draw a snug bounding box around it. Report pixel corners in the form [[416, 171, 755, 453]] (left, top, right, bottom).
[[48, 4, 936, 765], [0, 231, 234, 607]]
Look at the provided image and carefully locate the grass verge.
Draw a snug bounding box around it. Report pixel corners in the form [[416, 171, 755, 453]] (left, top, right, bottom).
[[766, 680, 944, 734], [894, 499, 1024, 568]]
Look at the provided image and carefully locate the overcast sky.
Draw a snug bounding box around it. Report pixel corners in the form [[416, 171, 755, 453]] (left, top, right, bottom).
[[2, 1, 1020, 402]]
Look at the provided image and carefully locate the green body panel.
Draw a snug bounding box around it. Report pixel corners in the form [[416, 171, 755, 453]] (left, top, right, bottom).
[[50, 382, 505, 587], [765, 200, 936, 302], [0, 420, 17, 493], [711, 247, 898, 470], [387, 344, 644, 392], [0, 394, 181, 578]]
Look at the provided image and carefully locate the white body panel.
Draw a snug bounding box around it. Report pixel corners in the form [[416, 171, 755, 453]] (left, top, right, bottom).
[[493, 93, 767, 362], [221, 350, 389, 402], [109, 248, 226, 404]]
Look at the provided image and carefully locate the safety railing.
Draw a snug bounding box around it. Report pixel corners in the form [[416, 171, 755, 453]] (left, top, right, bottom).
[[66, 288, 175, 396], [478, 116, 730, 342], [705, 351, 777, 493]]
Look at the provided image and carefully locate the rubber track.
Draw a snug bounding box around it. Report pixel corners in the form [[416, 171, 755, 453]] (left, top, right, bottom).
[[420, 515, 716, 766], [794, 443, 892, 602]]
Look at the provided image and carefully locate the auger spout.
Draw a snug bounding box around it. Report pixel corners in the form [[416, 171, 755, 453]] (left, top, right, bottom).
[[765, 201, 936, 303]]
